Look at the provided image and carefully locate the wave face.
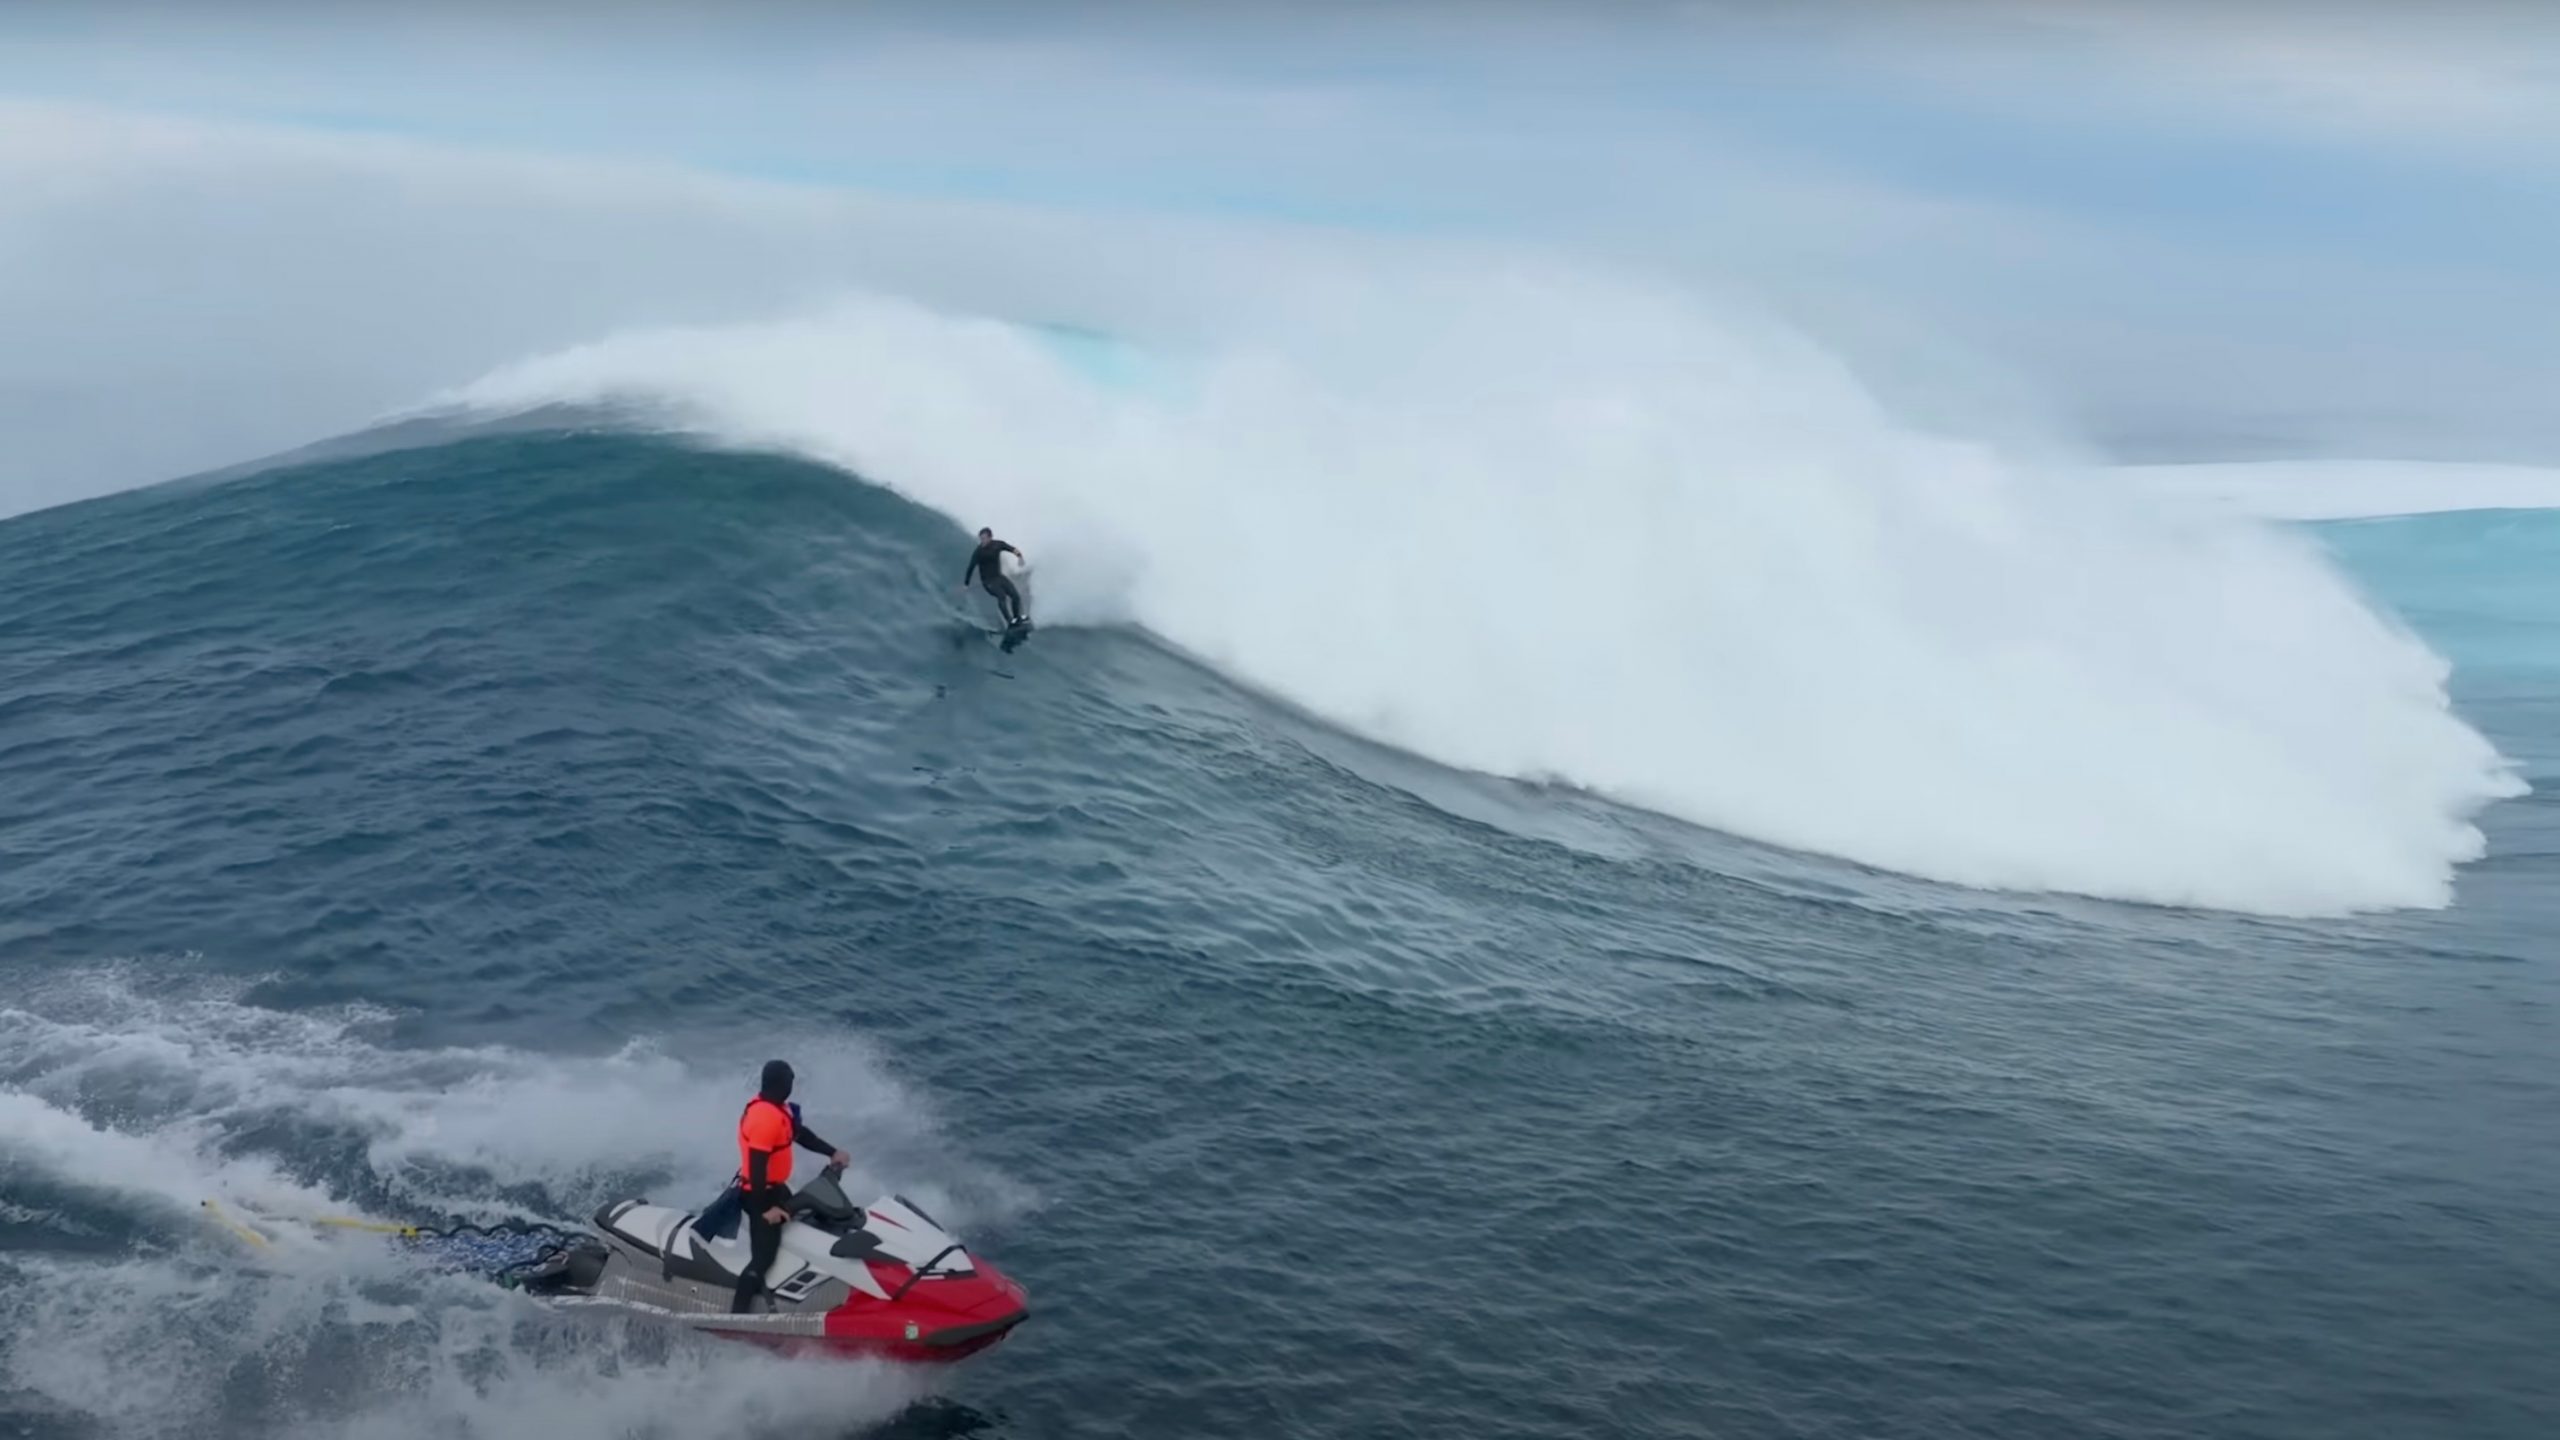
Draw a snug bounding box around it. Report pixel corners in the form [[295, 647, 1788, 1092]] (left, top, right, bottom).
[[450, 281, 2519, 914]]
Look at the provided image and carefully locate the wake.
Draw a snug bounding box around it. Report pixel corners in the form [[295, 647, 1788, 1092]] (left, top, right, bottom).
[[0, 969, 1016, 1439]]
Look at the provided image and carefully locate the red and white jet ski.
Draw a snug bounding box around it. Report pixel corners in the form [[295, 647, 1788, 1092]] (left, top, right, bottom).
[[515, 1164, 1028, 1362]]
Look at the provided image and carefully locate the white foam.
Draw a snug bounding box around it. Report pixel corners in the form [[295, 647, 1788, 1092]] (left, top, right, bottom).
[[2127, 460, 2560, 521], [450, 270, 2521, 915], [0, 968, 1031, 1225], [3, 1251, 928, 1440], [0, 970, 1024, 1438]]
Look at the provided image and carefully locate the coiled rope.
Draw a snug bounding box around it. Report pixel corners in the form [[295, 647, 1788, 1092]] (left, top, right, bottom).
[[202, 1200, 589, 1287]]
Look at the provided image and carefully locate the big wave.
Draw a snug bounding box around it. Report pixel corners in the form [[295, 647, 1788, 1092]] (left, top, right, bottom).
[[448, 266, 2521, 915]]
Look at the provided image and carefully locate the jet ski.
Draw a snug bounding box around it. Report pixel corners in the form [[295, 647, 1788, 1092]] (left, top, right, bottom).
[[507, 1163, 1028, 1362]]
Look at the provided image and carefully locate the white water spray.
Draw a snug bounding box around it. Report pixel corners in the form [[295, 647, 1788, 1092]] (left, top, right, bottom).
[[0, 970, 1024, 1439], [454, 264, 2521, 914]]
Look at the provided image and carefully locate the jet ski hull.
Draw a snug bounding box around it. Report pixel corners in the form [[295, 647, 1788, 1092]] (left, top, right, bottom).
[[545, 1250, 1028, 1362], [521, 1182, 1028, 1364]]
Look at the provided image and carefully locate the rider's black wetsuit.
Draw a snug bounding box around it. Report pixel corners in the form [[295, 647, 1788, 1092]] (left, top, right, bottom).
[[963, 539, 1027, 626], [700, 1060, 840, 1314], [733, 1113, 836, 1313]]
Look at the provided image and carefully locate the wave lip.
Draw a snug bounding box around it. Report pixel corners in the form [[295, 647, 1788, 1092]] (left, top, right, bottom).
[[2131, 460, 2560, 520], [452, 274, 2523, 915]]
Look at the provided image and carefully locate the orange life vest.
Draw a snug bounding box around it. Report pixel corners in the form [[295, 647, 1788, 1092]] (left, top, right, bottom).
[[736, 1096, 796, 1187]]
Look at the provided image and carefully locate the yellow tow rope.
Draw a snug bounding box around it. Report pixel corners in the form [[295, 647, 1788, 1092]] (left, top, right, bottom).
[[201, 1200, 425, 1244], [307, 1214, 425, 1238], [199, 1199, 270, 1248]]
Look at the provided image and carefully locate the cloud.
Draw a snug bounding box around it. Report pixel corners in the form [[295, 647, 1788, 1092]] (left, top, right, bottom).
[[0, 97, 1546, 516], [1867, 0, 2560, 152], [3, 3, 2558, 515], [0, 101, 962, 514]]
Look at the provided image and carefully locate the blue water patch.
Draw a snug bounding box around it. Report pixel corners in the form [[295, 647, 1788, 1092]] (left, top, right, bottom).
[[1025, 322, 1185, 399], [2312, 509, 2560, 782], [2314, 509, 2560, 680]]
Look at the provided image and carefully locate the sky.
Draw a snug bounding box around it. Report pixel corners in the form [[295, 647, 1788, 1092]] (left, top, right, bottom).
[[3, 1, 2557, 515]]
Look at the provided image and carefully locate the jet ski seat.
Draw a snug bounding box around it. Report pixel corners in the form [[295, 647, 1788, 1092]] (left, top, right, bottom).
[[595, 1200, 664, 1255]]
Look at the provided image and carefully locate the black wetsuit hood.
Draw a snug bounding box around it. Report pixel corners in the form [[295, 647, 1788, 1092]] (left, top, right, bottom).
[[759, 1060, 795, 1104]]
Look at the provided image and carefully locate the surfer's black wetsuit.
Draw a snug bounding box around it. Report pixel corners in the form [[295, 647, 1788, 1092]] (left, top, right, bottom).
[[963, 539, 1026, 626]]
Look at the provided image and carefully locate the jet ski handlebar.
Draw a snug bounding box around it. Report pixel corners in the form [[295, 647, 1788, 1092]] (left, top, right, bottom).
[[788, 1162, 865, 1232]]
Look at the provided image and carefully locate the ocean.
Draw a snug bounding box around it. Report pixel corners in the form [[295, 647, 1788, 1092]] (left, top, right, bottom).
[[3, 401, 2555, 1439]]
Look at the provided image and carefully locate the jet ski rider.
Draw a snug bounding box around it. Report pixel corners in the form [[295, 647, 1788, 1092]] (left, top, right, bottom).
[[713, 1059, 851, 1313]]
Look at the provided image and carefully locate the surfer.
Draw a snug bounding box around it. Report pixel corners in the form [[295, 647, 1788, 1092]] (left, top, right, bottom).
[[717, 1060, 850, 1312], [960, 528, 1029, 628]]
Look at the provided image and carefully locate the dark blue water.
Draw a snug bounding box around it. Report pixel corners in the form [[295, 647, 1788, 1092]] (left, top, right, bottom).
[[3, 431, 2554, 1440]]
